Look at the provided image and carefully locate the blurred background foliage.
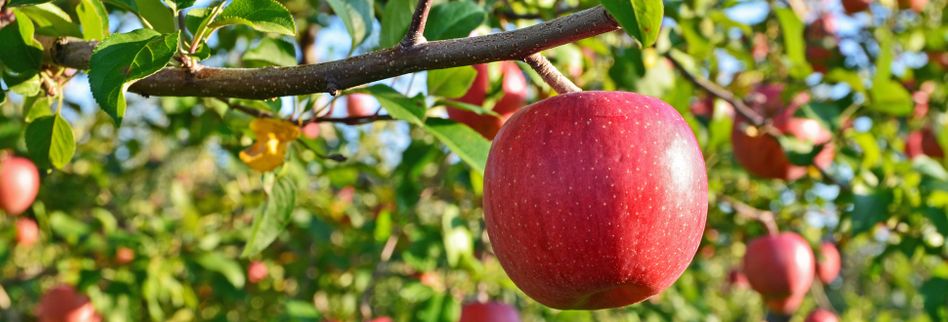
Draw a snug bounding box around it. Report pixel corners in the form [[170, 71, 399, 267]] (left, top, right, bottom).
[[0, 0, 947, 321]]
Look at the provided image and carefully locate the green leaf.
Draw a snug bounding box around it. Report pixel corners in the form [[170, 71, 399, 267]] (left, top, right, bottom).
[[774, 7, 810, 78], [104, 0, 138, 12], [424, 1, 485, 41], [378, 0, 414, 48], [77, 0, 110, 41], [6, 0, 53, 7], [22, 95, 52, 123], [17, 3, 82, 37], [437, 99, 498, 116], [600, 0, 663, 47], [326, 0, 373, 49], [89, 30, 178, 124], [776, 134, 826, 166], [851, 186, 893, 236], [374, 209, 393, 243], [242, 176, 297, 257], [195, 253, 246, 288], [358, 85, 426, 126], [442, 206, 472, 268], [242, 37, 297, 67], [133, 0, 175, 33], [25, 115, 76, 169], [210, 0, 297, 36], [869, 78, 912, 116], [171, 0, 195, 10], [427, 66, 477, 99], [422, 118, 490, 174], [49, 211, 91, 245], [0, 11, 43, 87]]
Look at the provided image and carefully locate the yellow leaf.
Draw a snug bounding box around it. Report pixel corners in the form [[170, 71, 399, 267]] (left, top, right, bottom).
[[239, 118, 300, 172]]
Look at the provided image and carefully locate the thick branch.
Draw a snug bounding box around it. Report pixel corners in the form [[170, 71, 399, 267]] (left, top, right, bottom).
[[45, 6, 618, 100], [524, 53, 581, 94], [400, 0, 433, 47], [665, 53, 765, 126]]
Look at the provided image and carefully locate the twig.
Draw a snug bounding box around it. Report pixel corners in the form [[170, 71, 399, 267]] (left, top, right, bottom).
[[309, 115, 395, 125], [720, 195, 779, 235], [216, 98, 273, 118], [665, 52, 765, 127], [524, 53, 581, 94], [400, 0, 433, 47], [359, 234, 399, 320]]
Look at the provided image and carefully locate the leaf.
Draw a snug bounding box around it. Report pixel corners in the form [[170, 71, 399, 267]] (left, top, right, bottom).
[[195, 252, 246, 288], [424, 1, 485, 41], [242, 176, 297, 257], [89, 30, 178, 124], [104, 0, 138, 12], [427, 66, 477, 99], [133, 0, 176, 33], [358, 85, 426, 125], [170, 0, 195, 10], [776, 134, 826, 166], [326, 0, 373, 49], [22, 95, 52, 123], [378, 0, 414, 48], [25, 115, 76, 169], [49, 212, 91, 244], [77, 0, 110, 41], [18, 3, 82, 37], [242, 37, 298, 67], [600, 0, 663, 47], [0, 11, 43, 87], [423, 118, 490, 174], [210, 0, 297, 36], [437, 99, 498, 116], [869, 78, 912, 116], [773, 7, 810, 78], [6, 0, 53, 7], [850, 186, 893, 236]]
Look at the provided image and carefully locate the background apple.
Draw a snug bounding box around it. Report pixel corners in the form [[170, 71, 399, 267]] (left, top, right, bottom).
[[459, 302, 520, 322], [805, 308, 840, 322], [36, 285, 101, 322], [842, 0, 871, 14], [898, 0, 927, 12], [116, 247, 135, 265], [816, 242, 841, 284], [728, 268, 749, 289], [347, 93, 375, 117], [905, 128, 944, 159], [446, 62, 527, 139], [301, 122, 320, 139], [16, 217, 39, 247], [743, 232, 815, 314], [368, 316, 392, 322], [0, 155, 41, 215], [484, 91, 707, 309], [247, 260, 268, 284]]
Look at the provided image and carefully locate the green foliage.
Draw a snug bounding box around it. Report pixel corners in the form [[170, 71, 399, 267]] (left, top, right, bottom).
[[601, 0, 663, 47], [212, 0, 297, 36], [24, 114, 75, 169], [423, 1, 485, 41], [427, 66, 478, 99], [243, 175, 298, 257], [326, 0, 374, 49]]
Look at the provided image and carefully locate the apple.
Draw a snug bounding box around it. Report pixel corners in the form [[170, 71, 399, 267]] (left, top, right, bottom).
[[0, 154, 40, 215], [690, 96, 715, 119], [728, 268, 749, 289], [805, 308, 840, 322], [806, 46, 834, 74], [301, 122, 320, 139], [743, 232, 815, 314], [36, 285, 102, 322], [347, 93, 375, 117], [898, 0, 927, 12], [16, 217, 39, 247], [446, 62, 527, 139], [732, 86, 834, 181], [459, 302, 520, 322], [369, 317, 392, 322], [484, 91, 708, 309], [905, 128, 944, 159], [116, 247, 135, 265], [247, 260, 268, 284], [816, 242, 841, 284], [841, 0, 870, 14]]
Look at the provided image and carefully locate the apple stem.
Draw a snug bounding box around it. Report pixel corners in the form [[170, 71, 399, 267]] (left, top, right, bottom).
[[400, 0, 433, 48], [665, 52, 767, 127], [721, 195, 780, 235], [524, 53, 582, 94]]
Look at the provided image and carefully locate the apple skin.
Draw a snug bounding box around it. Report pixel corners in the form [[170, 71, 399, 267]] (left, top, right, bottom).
[[805, 308, 840, 322], [728, 268, 749, 289], [347, 93, 375, 117], [816, 242, 841, 284], [446, 62, 527, 139], [743, 232, 815, 314], [16, 217, 39, 247], [116, 247, 135, 265], [458, 302, 520, 322], [247, 261, 268, 284], [841, 0, 870, 14], [732, 86, 834, 181], [898, 0, 927, 12], [0, 155, 40, 215], [905, 129, 944, 159], [369, 317, 393, 322], [484, 91, 708, 309], [301, 122, 320, 139], [36, 285, 102, 322]]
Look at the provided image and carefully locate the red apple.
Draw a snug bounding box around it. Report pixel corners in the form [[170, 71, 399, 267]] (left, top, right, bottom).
[[16, 217, 39, 247], [690, 96, 715, 119], [805, 308, 840, 322], [247, 260, 268, 284], [898, 0, 927, 12], [347, 93, 375, 117], [369, 317, 392, 322], [743, 232, 815, 314], [459, 302, 520, 322], [816, 242, 841, 284], [484, 91, 708, 309], [842, 0, 870, 14], [806, 46, 834, 74], [116, 247, 135, 265], [446, 62, 527, 139], [36, 285, 101, 322], [728, 268, 749, 289], [301, 122, 320, 139], [905, 128, 944, 159], [0, 155, 40, 215]]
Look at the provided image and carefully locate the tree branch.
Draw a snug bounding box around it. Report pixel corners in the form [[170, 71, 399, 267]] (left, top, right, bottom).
[[524, 53, 581, 94], [665, 52, 765, 127], [720, 195, 779, 235], [400, 0, 433, 47], [44, 6, 618, 100]]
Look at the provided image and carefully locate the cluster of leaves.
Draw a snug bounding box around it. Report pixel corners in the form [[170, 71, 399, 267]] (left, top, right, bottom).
[[0, 0, 946, 321]]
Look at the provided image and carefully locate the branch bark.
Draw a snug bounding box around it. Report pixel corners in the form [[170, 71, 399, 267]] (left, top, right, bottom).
[[524, 53, 581, 94], [720, 195, 779, 235], [44, 6, 618, 100], [665, 52, 765, 127]]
